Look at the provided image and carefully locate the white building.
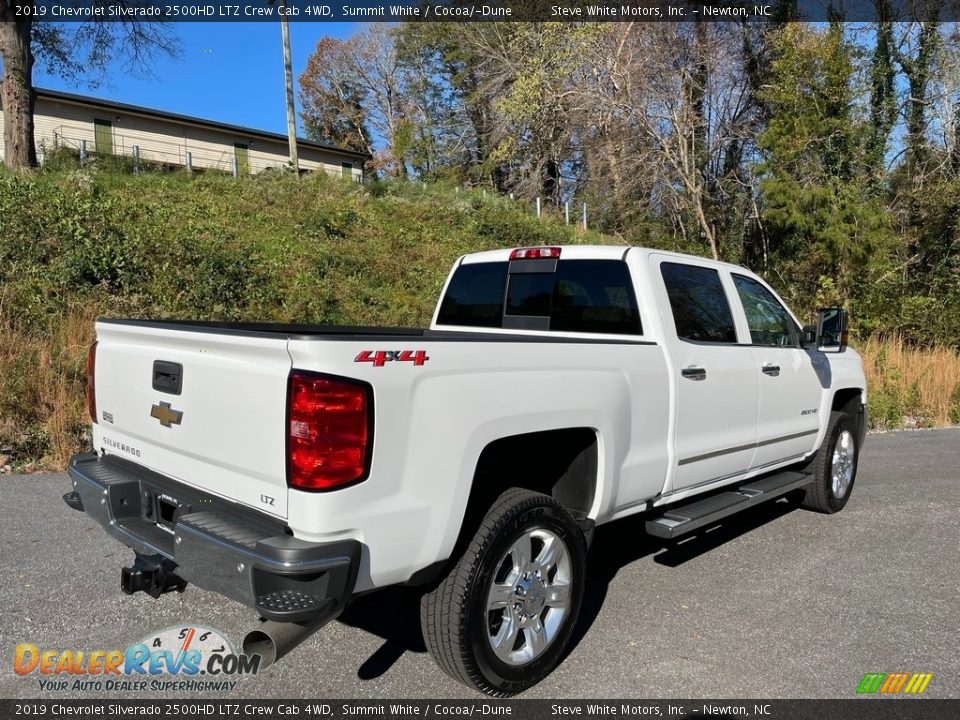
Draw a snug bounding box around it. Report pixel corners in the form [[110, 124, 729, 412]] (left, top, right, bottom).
[[0, 88, 368, 179]]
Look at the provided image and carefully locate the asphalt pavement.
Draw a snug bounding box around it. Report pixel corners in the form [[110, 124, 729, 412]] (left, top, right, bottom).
[[2, 429, 958, 699]]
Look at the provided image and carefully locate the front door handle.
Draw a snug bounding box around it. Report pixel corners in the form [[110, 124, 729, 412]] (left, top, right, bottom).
[[761, 364, 781, 377], [681, 366, 707, 381]]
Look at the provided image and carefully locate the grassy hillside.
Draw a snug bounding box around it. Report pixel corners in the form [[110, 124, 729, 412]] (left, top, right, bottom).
[[0, 168, 957, 471]]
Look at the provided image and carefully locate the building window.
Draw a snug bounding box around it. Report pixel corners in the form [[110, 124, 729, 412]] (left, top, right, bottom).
[[341, 162, 353, 180], [93, 119, 113, 155]]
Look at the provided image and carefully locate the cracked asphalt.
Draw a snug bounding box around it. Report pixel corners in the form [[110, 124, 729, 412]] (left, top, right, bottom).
[[2, 428, 958, 699]]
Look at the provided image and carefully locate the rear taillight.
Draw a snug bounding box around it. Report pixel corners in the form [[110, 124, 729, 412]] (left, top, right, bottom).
[[509, 246, 561, 260], [287, 371, 372, 491], [86, 341, 98, 424]]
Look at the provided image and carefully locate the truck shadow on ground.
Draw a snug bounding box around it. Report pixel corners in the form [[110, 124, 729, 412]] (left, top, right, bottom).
[[336, 493, 803, 681]]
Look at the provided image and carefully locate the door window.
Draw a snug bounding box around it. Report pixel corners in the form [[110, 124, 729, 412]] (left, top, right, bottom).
[[660, 262, 736, 343], [732, 274, 797, 347]]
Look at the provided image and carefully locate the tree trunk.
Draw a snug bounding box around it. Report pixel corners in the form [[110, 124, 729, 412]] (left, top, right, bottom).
[[0, 17, 37, 170]]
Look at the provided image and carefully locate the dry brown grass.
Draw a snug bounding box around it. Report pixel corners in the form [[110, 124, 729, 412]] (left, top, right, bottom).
[[859, 336, 960, 429], [1, 312, 957, 472], [0, 306, 96, 470]]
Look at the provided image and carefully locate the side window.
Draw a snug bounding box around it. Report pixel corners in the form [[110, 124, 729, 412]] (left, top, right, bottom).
[[660, 262, 737, 343], [551, 260, 642, 334], [435, 262, 508, 328], [732, 274, 797, 347]]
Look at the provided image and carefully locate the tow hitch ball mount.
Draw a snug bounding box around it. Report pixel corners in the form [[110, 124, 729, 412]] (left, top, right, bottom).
[[121, 554, 187, 598]]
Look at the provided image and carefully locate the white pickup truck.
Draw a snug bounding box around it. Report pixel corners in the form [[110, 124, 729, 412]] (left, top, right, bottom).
[[66, 245, 866, 695]]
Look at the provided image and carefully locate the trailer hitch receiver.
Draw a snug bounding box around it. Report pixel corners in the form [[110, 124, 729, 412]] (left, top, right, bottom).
[[121, 554, 187, 598]]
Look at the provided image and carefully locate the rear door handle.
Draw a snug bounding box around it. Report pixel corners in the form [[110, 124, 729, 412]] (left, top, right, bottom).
[[681, 366, 707, 381], [761, 364, 781, 377]]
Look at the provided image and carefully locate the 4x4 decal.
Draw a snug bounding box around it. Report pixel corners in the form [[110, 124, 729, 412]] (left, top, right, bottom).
[[355, 350, 430, 367]]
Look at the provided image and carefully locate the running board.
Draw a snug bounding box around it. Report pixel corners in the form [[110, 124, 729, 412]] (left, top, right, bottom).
[[645, 470, 812, 540]]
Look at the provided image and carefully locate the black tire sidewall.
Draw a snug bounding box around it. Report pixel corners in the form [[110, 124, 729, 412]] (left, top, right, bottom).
[[466, 501, 586, 691], [821, 414, 859, 512]]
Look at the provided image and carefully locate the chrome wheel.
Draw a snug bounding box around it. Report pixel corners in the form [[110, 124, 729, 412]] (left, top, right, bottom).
[[831, 429, 855, 499], [485, 528, 572, 666]]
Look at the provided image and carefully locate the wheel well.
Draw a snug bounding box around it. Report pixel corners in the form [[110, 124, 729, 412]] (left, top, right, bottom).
[[832, 387, 866, 446], [452, 428, 598, 561], [832, 388, 863, 416]]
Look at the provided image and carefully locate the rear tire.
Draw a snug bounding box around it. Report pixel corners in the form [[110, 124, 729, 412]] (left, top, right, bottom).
[[801, 410, 860, 513], [420, 488, 586, 696]]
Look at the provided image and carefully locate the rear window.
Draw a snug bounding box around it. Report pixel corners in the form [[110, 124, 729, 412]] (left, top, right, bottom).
[[437, 259, 642, 335], [436, 262, 509, 328]]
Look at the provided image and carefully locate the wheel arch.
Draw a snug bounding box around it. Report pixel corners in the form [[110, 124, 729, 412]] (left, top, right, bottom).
[[831, 386, 866, 446], [420, 428, 599, 585]]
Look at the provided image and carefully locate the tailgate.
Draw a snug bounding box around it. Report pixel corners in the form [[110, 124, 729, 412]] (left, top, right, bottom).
[[91, 321, 292, 518]]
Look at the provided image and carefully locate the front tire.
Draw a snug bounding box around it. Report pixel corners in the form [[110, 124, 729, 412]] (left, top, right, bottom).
[[420, 488, 586, 696], [801, 410, 860, 513]]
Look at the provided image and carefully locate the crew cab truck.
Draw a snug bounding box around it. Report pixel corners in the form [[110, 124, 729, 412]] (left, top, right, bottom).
[[65, 246, 867, 695]]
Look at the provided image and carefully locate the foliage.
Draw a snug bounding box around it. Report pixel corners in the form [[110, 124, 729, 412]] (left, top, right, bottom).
[[300, 22, 960, 349], [0, 169, 608, 468]]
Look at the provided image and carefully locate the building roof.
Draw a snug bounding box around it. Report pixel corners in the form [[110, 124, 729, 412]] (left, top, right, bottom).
[[34, 88, 372, 160]]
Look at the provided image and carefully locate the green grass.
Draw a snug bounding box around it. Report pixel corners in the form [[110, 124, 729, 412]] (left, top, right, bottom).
[[0, 168, 607, 469], [2, 168, 957, 471]]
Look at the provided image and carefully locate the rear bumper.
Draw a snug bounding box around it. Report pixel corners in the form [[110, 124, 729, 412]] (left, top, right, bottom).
[[66, 452, 360, 623]]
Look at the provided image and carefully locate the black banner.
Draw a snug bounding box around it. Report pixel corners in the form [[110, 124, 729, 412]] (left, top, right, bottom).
[[11, 0, 960, 23], [2, 700, 960, 720]]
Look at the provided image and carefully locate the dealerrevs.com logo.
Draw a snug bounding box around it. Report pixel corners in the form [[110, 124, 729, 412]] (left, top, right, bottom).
[[14, 625, 259, 693]]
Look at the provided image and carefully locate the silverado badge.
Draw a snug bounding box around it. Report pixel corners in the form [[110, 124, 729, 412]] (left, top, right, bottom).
[[150, 401, 183, 428]]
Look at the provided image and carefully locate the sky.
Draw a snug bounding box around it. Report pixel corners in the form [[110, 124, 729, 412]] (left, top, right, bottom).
[[34, 23, 359, 138]]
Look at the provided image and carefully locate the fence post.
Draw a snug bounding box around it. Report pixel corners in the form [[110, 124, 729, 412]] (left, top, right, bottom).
[[582, 202, 588, 230], [186, 152, 193, 174], [536, 197, 542, 218], [564, 201, 570, 225], [132, 145, 140, 174], [232, 157, 239, 178], [80, 140, 87, 166]]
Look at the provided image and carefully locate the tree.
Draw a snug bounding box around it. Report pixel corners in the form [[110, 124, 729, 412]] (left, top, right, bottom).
[[0, 2, 178, 170], [299, 37, 371, 155], [300, 26, 415, 177], [757, 24, 889, 299]]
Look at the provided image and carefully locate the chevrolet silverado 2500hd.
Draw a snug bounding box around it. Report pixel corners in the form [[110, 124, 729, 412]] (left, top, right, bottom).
[[65, 245, 866, 695]]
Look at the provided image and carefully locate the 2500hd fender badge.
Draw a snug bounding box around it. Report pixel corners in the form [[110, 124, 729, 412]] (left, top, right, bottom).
[[355, 350, 430, 367], [150, 401, 183, 428]]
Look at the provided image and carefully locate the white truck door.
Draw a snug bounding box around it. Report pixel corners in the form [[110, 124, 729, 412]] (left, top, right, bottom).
[[728, 273, 824, 468], [653, 257, 759, 491]]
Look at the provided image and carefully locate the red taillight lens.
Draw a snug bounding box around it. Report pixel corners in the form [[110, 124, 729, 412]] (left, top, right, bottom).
[[86, 341, 98, 424], [287, 372, 371, 491], [509, 246, 561, 261]]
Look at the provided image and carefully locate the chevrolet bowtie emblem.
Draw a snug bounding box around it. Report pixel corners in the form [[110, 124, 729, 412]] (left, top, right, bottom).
[[150, 401, 183, 428]]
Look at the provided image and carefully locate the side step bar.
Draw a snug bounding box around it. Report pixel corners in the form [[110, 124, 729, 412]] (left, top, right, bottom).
[[645, 470, 812, 540]]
